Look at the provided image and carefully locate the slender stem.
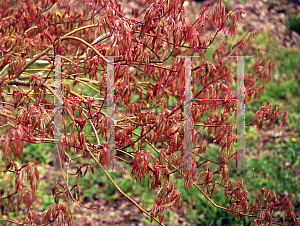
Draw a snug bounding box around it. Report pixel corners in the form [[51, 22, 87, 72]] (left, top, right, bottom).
[[11, 47, 52, 81], [0, 219, 22, 225], [87, 144, 165, 225], [60, 36, 107, 63]]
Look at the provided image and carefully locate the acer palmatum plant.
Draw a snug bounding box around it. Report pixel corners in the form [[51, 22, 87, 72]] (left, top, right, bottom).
[[0, 0, 295, 225]]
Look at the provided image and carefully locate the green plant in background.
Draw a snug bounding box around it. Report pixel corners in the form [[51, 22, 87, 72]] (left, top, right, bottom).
[[21, 143, 53, 165], [287, 12, 300, 35], [245, 32, 300, 123], [224, 0, 232, 11], [287, 114, 300, 133], [240, 137, 300, 202]]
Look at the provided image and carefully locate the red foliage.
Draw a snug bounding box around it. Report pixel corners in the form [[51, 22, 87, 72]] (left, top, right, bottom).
[[0, 0, 296, 225]]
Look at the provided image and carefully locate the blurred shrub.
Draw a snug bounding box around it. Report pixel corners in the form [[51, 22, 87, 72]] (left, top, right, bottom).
[[287, 12, 300, 35]]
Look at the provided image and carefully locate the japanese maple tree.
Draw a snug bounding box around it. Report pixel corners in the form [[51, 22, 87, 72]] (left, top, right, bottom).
[[0, 0, 295, 225]]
